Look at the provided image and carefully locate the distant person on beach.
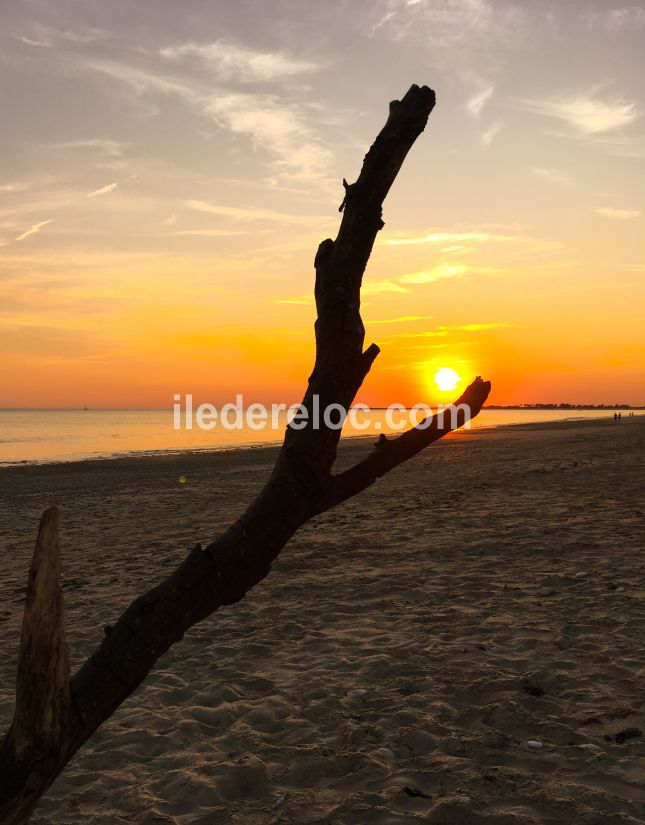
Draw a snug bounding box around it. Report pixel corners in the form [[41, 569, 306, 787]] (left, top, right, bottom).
[[614, 413, 618, 421]]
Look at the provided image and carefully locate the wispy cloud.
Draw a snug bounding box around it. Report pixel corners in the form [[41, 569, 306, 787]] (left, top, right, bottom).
[[370, 315, 434, 324], [457, 322, 521, 331], [583, 7, 645, 31], [520, 92, 639, 135], [400, 263, 469, 283], [385, 230, 515, 246], [15, 219, 53, 242], [400, 262, 502, 285], [466, 85, 494, 118], [276, 296, 311, 306], [362, 279, 410, 296], [371, 0, 528, 54], [84, 57, 333, 189], [203, 92, 333, 187], [52, 139, 126, 159], [17, 24, 108, 49], [595, 207, 641, 219], [87, 183, 119, 198], [532, 167, 573, 186], [383, 229, 564, 263], [481, 120, 503, 147], [84, 57, 193, 99], [390, 322, 522, 339], [160, 41, 321, 82], [173, 229, 245, 237], [185, 199, 330, 225]]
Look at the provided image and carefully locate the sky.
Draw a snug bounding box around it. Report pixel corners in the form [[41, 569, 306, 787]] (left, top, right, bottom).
[[1, 0, 644, 408]]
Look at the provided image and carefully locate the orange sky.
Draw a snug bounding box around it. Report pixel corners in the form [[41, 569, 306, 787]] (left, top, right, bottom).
[[1, 1, 644, 408]]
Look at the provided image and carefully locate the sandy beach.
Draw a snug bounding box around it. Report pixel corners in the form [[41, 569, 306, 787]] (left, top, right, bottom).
[[1, 417, 643, 825]]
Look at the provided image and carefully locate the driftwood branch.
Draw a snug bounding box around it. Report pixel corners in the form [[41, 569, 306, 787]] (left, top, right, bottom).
[[1, 507, 70, 825], [0, 83, 491, 823]]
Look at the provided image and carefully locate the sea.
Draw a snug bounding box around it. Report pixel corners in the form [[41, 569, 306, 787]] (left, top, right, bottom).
[[0, 407, 640, 467]]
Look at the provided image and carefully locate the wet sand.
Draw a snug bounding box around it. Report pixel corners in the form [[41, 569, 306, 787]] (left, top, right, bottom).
[[1, 417, 644, 824]]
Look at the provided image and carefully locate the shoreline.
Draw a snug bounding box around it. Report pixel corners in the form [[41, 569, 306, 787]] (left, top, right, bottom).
[[1, 412, 641, 474], [1, 416, 643, 823]]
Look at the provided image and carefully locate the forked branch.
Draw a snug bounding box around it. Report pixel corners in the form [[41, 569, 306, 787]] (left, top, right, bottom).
[[0, 84, 490, 823]]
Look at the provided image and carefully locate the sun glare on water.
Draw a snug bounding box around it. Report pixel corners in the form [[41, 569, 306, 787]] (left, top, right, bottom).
[[434, 367, 462, 392]]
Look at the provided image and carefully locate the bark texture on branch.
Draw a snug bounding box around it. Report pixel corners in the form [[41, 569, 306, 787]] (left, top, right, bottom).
[[0, 84, 491, 824]]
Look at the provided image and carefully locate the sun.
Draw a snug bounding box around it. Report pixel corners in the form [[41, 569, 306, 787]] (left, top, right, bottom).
[[434, 367, 462, 392]]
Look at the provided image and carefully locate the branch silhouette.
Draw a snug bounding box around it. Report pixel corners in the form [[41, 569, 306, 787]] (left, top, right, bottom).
[[0, 83, 491, 823]]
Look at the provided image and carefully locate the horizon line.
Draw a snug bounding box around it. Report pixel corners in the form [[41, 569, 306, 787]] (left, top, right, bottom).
[[1, 404, 643, 412]]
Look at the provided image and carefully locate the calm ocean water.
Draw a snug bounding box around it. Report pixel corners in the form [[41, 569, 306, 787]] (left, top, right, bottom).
[[0, 408, 639, 466]]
